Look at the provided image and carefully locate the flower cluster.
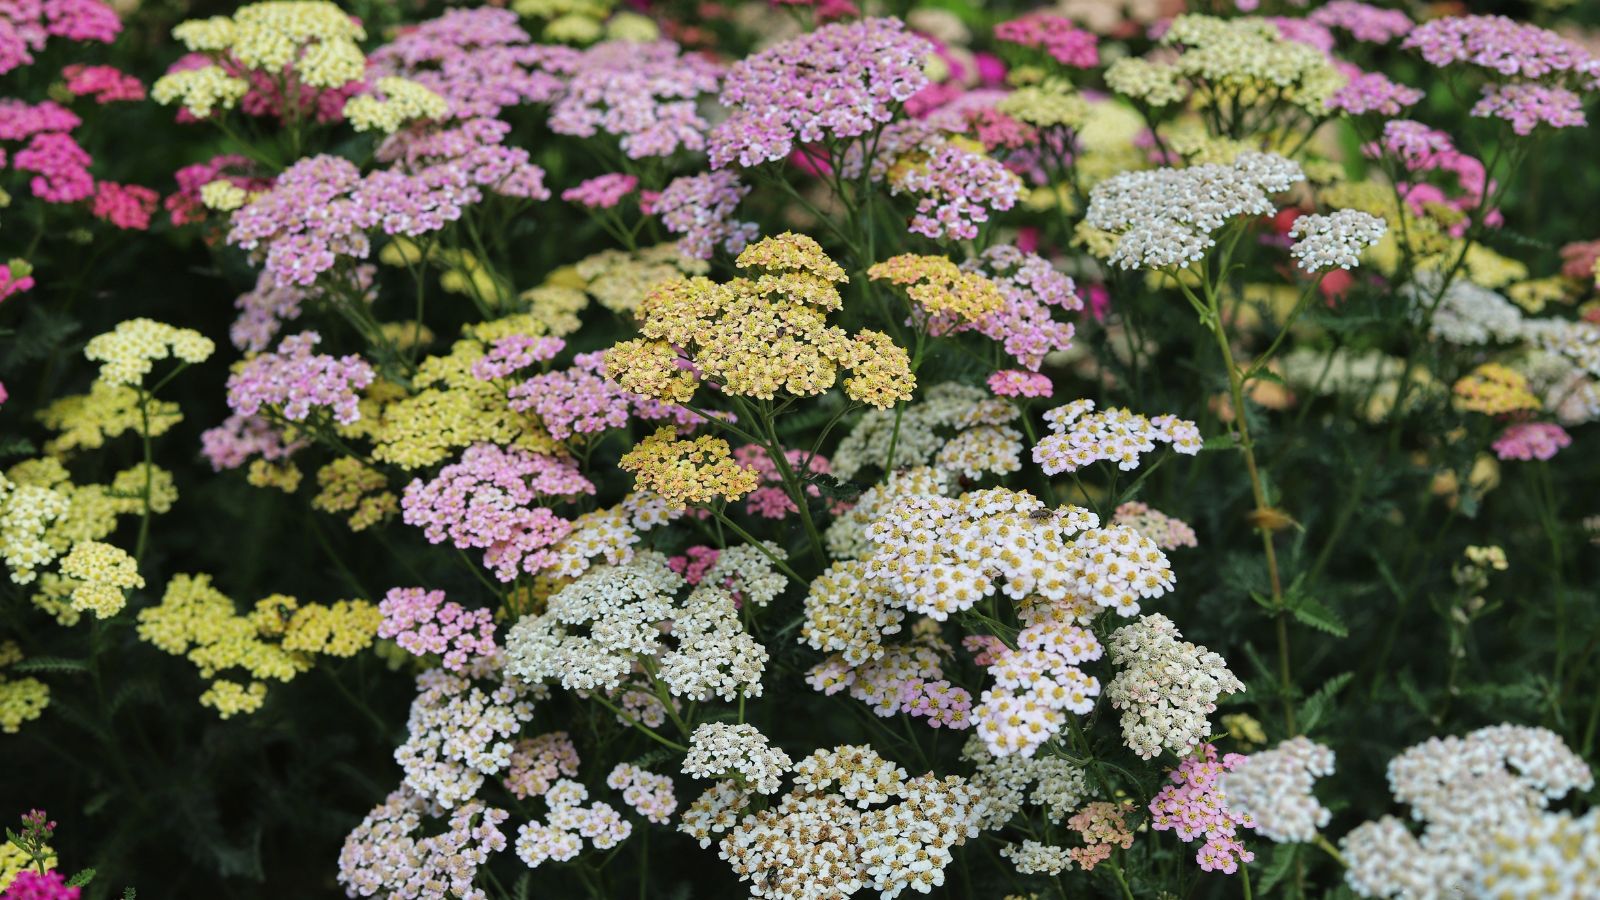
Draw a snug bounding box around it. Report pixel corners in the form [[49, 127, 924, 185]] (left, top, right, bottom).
[[1032, 399, 1202, 474], [378, 588, 497, 671], [1105, 614, 1243, 759], [1219, 737, 1335, 844], [1149, 745, 1255, 874]]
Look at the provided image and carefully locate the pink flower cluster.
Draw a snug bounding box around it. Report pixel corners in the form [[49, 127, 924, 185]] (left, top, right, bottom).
[[1327, 72, 1424, 117], [366, 7, 566, 120], [61, 64, 144, 103], [91, 181, 158, 230], [544, 41, 722, 160], [400, 443, 593, 581], [709, 17, 931, 169], [224, 331, 376, 425], [962, 244, 1082, 371], [1308, 1, 1413, 45], [970, 619, 1102, 756], [1, 261, 36, 301], [1149, 745, 1256, 875], [562, 173, 638, 210], [0, 0, 120, 75], [895, 139, 1022, 241], [0, 870, 80, 900], [1269, 18, 1335, 54], [507, 352, 635, 440], [1368, 121, 1497, 235], [200, 413, 304, 472], [809, 644, 972, 730], [987, 370, 1053, 399], [668, 545, 720, 585], [654, 170, 757, 259], [732, 445, 833, 519], [471, 334, 565, 381], [1112, 501, 1198, 551], [1492, 422, 1572, 461], [1403, 15, 1600, 86], [1472, 83, 1587, 136], [994, 14, 1099, 68], [1, 100, 95, 203], [378, 587, 498, 671]]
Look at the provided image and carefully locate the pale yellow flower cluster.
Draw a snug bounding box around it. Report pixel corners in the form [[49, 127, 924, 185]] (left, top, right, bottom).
[[58, 540, 144, 618], [83, 318, 215, 387], [0, 640, 50, 734], [868, 253, 1005, 325], [619, 428, 760, 509]]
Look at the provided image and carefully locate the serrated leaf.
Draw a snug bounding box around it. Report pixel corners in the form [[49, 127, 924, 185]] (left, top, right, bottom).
[[66, 868, 96, 887], [1299, 673, 1354, 734], [123, 888, 137, 900], [0, 436, 35, 460], [1203, 432, 1238, 451], [1250, 591, 1278, 612], [9, 656, 91, 675], [1290, 597, 1348, 638], [1257, 843, 1299, 894]]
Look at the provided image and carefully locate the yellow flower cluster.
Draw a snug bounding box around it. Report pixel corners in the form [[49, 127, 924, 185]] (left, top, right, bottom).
[[1453, 363, 1541, 415], [998, 81, 1090, 130], [1160, 15, 1345, 113], [366, 336, 558, 470], [247, 459, 303, 493], [868, 254, 1005, 324], [137, 574, 379, 717], [313, 458, 396, 531], [200, 180, 252, 212], [4, 459, 174, 583], [1507, 277, 1572, 314], [575, 243, 708, 315], [38, 381, 182, 454], [619, 428, 759, 509], [0, 839, 55, 892], [1104, 57, 1187, 108], [607, 233, 915, 409], [83, 318, 215, 387], [0, 641, 50, 734], [151, 67, 250, 119], [343, 77, 449, 134], [58, 540, 143, 618]]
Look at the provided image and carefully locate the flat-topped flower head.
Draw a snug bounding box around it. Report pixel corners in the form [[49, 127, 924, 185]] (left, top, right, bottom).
[[84, 318, 215, 386], [226, 331, 374, 425], [709, 17, 931, 168], [1086, 153, 1306, 271], [1033, 399, 1202, 474], [869, 254, 1005, 325], [1288, 210, 1387, 273], [619, 428, 760, 509], [342, 77, 450, 134]]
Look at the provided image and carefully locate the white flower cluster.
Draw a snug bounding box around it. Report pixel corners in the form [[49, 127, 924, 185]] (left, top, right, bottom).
[[546, 506, 641, 580], [1032, 398, 1202, 475], [864, 487, 1176, 620], [338, 789, 509, 900], [1288, 210, 1387, 273], [515, 777, 633, 868], [394, 660, 540, 809], [962, 735, 1089, 829], [1521, 348, 1600, 426], [825, 466, 951, 561], [1219, 737, 1335, 843], [679, 779, 753, 848], [831, 384, 1019, 481], [1524, 317, 1600, 379], [608, 763, 678, 825], [1341, 724, 1594, 900], [802, 559, 906, 666], [1104, 614, 1243, 759], [999, 840, 1072, 876], [974, 612, 1104, 758], [703, 541, 788, 607], [1466, 807, 1600, 899], [717, 745, 988, 900], [1085, 152, 1305, 270], [683, 722, 794, 795], [1412, 273, 1525, 346], [504, 551, 771, 702]]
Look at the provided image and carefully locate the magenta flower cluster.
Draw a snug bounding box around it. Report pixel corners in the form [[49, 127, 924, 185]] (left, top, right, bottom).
[[1492, 422, 1572, 462], [378, 587, 498, 671], [0, 0, 120, 75], [224, 331, 376, 425], [994, 14, 1099, 68], [61, 64, 144, 103], [561, 173, 639, 210], [731, 445, 833, 520], [1149, 745, 1256, 875]]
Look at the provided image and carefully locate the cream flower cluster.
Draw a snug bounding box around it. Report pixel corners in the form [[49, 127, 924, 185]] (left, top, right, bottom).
[[83, 318, 215, 386], [1105, 614, 1243, 759], [1219, 737, 1335, 843], [514, 776, 632, 869], [1341, 725, 1593, 900], [1085, 152, 1305, 270], [337, 788, 509, 900], [864, 487, 1175, 620], [717, 745, 988, 900], [607, 763, 678, 825], [1467, 807, 1600, 899], [825, 467, 951, 562], [0, 475, 68, 585], [831, 384, 1019, 482], [1032, 398, 1202, 474], [801, 559, 906, 667], [962, 736, 1089, 829], [1288, 210, 1388, 273]]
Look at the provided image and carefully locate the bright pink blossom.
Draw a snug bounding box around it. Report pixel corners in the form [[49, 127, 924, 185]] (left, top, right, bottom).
[[91, 181, 158, 230], [1492, 422, 1572, 461], [561, 173, 638, 209]]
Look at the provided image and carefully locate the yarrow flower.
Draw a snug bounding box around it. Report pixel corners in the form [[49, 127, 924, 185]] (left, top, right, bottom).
[[1105, 614, 1243, 759], [61, 64, 145, 103], [0, 0, 120, 76], [83, 318, 215, 386], [988, 370, 1052, 399], [1288, 210, 1387, 273], [1032, 399, 1202, 475], [651, 171, 757, 260], [1491, 422, 1571, 461], [378, 588, 497, 671], [708, 17, 931, 169], [57, 540, 142, 618], [225, 331, 374, 425], [561, 173, 638, 209], [618, 429, 759, 509], [338, 788, 510, 899], [1085, 153, 1306, 271], [1452, 363, 1540, 415], [1149, 745, 1255, 874], [1308, 1, 1413, 45], [1219, 736, 1335, 844], [1327, 72, 1424, 117], [994, 14, 1099, 67], [1112, 502, 1197, 551], [543, 40, 722, 159], [683, 723, 792, 795], [961, 245, 1082, 371]]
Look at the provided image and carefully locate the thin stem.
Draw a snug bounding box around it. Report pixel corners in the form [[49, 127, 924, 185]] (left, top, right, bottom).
[[587, 690, 689, 753]]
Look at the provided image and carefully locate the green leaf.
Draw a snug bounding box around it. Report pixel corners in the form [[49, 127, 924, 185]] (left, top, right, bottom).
[[1290, 597, 1348, 638], [123, 888, 137, 900], [1257, 844, 1299, 895], [9, 656, 91, 675], [0, 435, 35, 460], [66, 868, 96, 887], [1249, 591, 1279, 613], [1298, 673, 1354, 734], [1203, 432, 1238, 452]]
